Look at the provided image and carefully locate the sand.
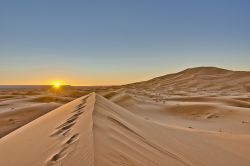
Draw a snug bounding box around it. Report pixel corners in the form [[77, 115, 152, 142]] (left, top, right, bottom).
[[0, 92, 249, 166], [0, 94, 94, 166], [0, 67, 250, 165], [0, 95, 73, 138]]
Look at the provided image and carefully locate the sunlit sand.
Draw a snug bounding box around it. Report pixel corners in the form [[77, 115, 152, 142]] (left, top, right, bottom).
[[0, 67, 250, 166]]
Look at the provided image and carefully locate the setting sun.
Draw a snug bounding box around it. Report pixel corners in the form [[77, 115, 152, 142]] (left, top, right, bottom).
[[53, 83, 61, 88], [51, 81, 64, 88]]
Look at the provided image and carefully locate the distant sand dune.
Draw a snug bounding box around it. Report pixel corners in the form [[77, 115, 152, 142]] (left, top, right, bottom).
[[124, 67, 250, 94]]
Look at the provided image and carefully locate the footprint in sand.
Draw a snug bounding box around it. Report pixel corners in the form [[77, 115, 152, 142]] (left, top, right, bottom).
[[75, 103, 85, 109], [48, 133, 80, 164], [51, 122, 76, 137], [65, 134, 80, 145], [48, 97, 87, 164], [51, 107, 86, 137], [47, 147, 69, 165], [72, 107, 85, 115]]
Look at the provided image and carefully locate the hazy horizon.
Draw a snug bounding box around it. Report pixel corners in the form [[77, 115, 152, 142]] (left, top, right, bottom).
[[0, 66, 248, 86], [1, 0, 250, 85]]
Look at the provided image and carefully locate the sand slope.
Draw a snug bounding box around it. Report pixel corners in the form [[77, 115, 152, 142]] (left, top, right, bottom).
[[0, 94, 95, 166], [94, 94, 250, 166], [0, 92, 250, 166], [124, 67, 250, 95], [0, 95, 73, 138], [110, 92, 250, 134]]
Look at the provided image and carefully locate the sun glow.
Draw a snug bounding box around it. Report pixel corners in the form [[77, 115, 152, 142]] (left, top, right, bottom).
[[51, 81, 63, 89], [54, 83, 61, 88]]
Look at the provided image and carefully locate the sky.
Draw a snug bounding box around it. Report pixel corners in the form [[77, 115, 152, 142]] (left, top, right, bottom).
[[0, 0, 250, 85]]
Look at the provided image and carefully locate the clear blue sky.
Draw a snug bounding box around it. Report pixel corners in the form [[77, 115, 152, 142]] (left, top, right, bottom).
[[0, 0, 250, 85]]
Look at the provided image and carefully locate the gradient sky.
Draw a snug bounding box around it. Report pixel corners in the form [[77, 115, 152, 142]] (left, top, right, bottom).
[[0, 0, 250, 85]]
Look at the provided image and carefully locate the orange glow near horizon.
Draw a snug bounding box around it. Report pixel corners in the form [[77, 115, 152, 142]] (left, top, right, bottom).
[[0, 70, 174, 86], [18, 73, 157, 86]]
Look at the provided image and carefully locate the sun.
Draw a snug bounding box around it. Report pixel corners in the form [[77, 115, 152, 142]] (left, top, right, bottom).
[[51, 81, 63, 89], [54, 83, 61, 88]]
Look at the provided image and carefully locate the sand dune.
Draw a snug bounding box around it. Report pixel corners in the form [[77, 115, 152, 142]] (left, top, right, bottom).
[[0, 103, 60, 138], [0, 95, 72, 138], [0, 94, 94, 166], [124, 67, 250, 95], [0, 93, 250, 166]]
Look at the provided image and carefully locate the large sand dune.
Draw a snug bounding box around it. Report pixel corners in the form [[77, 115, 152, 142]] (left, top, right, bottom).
[[1, 92, 250, 166], [124, 67, 250, 95]]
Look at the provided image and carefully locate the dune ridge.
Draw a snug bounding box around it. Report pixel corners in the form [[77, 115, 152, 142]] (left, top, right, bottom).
[[0, 92, 250, 166]]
